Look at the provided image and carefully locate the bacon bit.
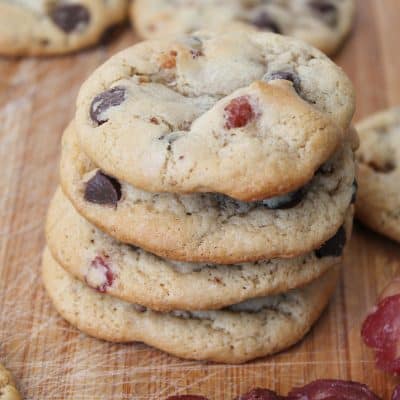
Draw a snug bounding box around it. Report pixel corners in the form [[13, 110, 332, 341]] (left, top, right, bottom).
[[159, 50, 177, 69], [85, 256, 115, 293], [147, 23, 156, 32], [224, 96, 257, 130]]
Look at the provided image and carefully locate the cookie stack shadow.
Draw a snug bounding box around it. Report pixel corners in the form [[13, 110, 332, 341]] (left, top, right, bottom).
[[43, 31, 357, 364]]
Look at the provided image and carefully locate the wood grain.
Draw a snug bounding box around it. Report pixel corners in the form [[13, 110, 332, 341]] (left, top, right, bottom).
[[1, 1, 400, 398]]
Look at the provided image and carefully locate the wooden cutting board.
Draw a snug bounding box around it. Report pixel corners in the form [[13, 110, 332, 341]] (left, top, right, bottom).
[[1, 1, 400, 398]]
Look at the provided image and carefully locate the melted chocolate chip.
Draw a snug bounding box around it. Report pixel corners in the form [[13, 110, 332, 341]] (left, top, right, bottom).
[[50, 4, 90, 33], [315, 226, 346, 258], [261, 187, 306, 210], [251, 12, 281, 33], [264, 71, 302, 95], [351, 179, 358, 204], [90, 87, 126, 126], [84, 171, 122, 206], [309, 1, 338, 27]]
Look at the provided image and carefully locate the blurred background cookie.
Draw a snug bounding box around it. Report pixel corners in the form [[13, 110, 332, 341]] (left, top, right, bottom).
[[0, 0, 128, 56], [131, 0, 355, 55], [356, 106, 400, 242]]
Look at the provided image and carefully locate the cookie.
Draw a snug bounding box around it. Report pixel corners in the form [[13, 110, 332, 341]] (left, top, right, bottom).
[[75, 30, 355, 201], [0, 364, 22, 400], [0, 0, 128, 56], [42, 248, 339, 364], [356, 107, 400, 242], [60, 121, 356, 264], [131, 0, 355, 56], [47, 188, 351, 311]]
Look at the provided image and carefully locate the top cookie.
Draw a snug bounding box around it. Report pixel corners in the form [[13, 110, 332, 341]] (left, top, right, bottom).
[[0, 0, 128, 56], [356, 107, 400, 242], [131, 0, 355, 56], [76, 31, 355, 201]]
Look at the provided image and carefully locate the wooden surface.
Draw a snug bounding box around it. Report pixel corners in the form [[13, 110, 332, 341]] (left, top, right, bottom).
[[1, 1, 400, 399]]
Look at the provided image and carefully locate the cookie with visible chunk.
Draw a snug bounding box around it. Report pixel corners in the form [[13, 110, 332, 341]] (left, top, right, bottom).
[[356, 107, 400, 243], [42, 248, 339, 364], [75, 30, 355, 201], [0, 364, 22, 400], [60, 122, 357, 264], [0, 0, 128, 56], [131, 0, 355, 56], [46, 188, 352, 310]]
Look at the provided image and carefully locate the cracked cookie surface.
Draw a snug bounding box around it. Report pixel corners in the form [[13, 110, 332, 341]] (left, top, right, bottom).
[[47, 188, 352, 310], [42, 248, 339, 363], [75, 31, 355, 201], [0, 0, 128, 56], [131, 0, 355, 56], [356, 107, 400, 242], [61, 122, 356, 264], [0, 364, 22, 400]]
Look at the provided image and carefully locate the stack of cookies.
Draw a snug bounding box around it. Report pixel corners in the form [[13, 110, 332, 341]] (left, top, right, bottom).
[[43, 31, 356, 363]]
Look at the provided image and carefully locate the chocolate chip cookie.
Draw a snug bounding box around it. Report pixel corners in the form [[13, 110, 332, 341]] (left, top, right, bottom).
[[131, 0, 355, 55], [47, 188, 352, 311], [42, 248, 339, 364], [0, 0, 128, 56], [61, 122, 357, 264], [356, 107, 400, 242], [0, 364, 22, 400], [75, 31, 355, 201]]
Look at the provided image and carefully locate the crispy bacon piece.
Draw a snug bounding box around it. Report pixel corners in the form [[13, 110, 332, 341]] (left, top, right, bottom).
[[362, 277, 400, 375], [235, 388, 283, 399], [287, 379, 382, 399], [392, 385, 400, 400], [166, 396, 209, 400]]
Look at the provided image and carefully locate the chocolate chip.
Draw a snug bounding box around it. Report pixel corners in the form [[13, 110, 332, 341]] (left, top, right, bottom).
[[367, 160, 396, 173], [261, 187, 306, 209], [99, 23, 126, 45], [90, 87, 126, 126], [213, 194, 253, 215], [84, 171, 122, 206], [190, 49, 204, 59], [309, 1, 338, 27], [50, 4, 90, 33], [315, 226, 346, 258], [132, 304, 147, 313], [351, 179, 358, 204], [309, 1, 337, 14], [264, 71, 302, 95], [251, 12, 281, 33], [317, 162, 335, 175]]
